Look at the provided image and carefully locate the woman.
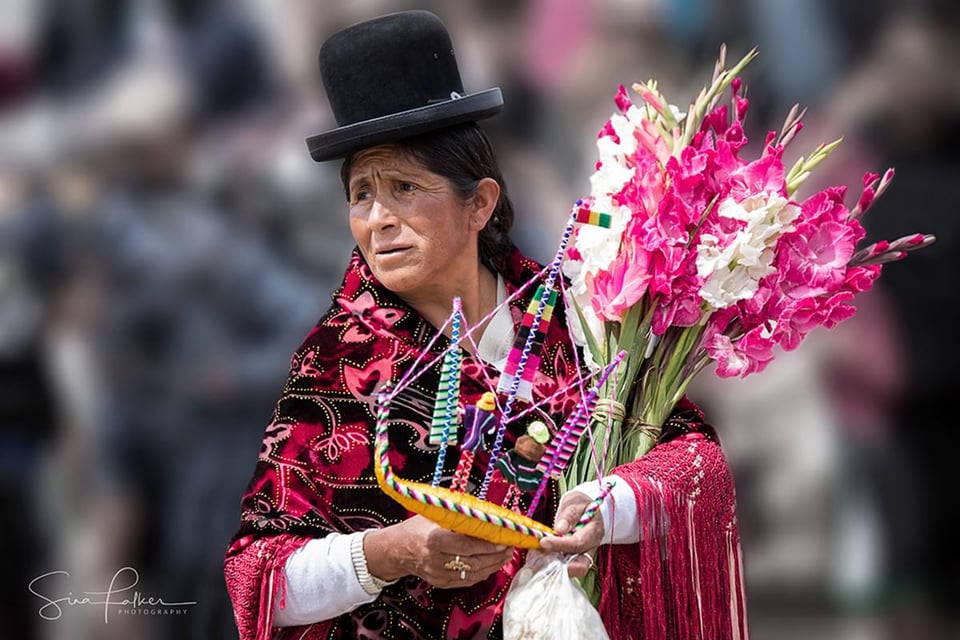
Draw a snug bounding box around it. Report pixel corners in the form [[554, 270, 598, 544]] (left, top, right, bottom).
[[224, 11, 745, 640]]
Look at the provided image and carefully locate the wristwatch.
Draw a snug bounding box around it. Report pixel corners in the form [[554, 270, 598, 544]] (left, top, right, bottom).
[[350, 531, 394, 595]]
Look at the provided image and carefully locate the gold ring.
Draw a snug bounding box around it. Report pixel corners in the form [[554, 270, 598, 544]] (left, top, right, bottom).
[[443, 555, 472, 572]]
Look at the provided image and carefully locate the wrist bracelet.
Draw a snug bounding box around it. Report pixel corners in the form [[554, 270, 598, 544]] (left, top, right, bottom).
[[350, 531, 393, 595]]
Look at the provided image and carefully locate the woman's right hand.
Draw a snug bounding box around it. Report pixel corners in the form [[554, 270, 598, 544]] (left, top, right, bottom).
[[364, 516, 515, 589]]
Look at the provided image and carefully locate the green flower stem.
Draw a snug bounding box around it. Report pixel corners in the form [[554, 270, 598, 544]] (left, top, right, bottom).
[[631, 323, 706, 459], [564, 300, 654, 489], [563, 307, 710, 614]]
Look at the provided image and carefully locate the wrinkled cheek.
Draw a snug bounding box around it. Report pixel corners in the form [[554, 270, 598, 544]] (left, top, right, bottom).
[[348, 217, 369, 251]]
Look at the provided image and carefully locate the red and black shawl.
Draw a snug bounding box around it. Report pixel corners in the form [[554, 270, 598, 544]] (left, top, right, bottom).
[[224, 247, 747, 640]]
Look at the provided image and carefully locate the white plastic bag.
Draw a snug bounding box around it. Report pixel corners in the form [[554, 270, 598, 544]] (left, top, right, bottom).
[[503, 552, 610, 640]]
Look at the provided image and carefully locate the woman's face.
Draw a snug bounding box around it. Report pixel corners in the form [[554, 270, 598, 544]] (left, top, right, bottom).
[[346, 145, 490, 302]]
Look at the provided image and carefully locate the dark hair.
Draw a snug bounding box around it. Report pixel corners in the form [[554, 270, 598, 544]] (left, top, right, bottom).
[[340, 122, 516, 274]]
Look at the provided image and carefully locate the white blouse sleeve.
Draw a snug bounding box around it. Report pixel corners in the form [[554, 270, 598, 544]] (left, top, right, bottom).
[[568, 474, 642, 545], [273, 532, 379, 627]]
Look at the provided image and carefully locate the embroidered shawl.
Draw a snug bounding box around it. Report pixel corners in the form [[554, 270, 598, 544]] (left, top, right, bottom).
[[224, 247, 747, 640], [224, 248, 581, 640]]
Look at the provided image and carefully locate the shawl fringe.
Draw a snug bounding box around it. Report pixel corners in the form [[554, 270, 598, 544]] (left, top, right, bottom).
[[598, 434, 748, 640], [224, 534, 330, 640]]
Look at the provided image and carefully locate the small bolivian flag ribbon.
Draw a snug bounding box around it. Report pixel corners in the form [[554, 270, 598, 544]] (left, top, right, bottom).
[[574, 200, 612, 228]]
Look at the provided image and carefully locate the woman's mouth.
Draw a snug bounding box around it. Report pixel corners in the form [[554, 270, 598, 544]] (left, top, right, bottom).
[[376, 245, 410, 257]]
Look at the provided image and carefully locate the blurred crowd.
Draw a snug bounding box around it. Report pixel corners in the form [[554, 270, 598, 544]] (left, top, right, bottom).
[[1, 1, 957, 639]]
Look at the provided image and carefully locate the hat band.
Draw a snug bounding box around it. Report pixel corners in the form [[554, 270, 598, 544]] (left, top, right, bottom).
[[306, 88, 503, 161]]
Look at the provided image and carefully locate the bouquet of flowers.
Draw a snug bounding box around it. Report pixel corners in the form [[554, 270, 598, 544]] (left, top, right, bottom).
[[560, 46, 935, 487]]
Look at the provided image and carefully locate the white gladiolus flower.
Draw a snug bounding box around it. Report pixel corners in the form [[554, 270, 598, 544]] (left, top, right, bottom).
[[697, 191, 797, 308], [697, 231, 776, 308], [561, 258, 587, 297], [695, 233, 726, 278], [572, 223, 622, 278], [718, 192, 800, 240], [609, 113, 637, 156], [592, 138, 633, 196]]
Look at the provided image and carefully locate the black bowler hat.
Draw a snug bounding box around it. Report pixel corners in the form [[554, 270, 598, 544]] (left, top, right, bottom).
[[305, 10, 503, 162]]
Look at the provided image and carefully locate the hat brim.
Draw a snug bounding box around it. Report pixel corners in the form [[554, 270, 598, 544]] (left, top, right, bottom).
[[306, 88, 503, 162]]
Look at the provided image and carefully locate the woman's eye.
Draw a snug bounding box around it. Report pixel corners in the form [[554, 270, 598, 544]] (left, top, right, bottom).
[[398, 182, 417, 193], [352, 189, 371, 203]]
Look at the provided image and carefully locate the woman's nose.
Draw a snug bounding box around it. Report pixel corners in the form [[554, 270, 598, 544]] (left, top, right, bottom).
[[369, 197, 398, 230]]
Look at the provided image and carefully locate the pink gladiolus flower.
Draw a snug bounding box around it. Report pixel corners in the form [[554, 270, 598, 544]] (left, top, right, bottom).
[[727, 153, 788, 201], [652, 286, 703, 335], [701, 104, 729, 137], [774, 289, 858, 351], [638, 87, 665, 114], [703, 306, 739, 337], [843, 265, 881, 293], [725, 122, 745, 146], [614, 84, 632, 114], [616, 148, 667, 218], [645, 243, 688, 298], [651, 191, 693, 241], [713, 140, 743, 183], [637, 119, 672, 165], [705, 334, 746, 377], [774, 298, 820, 351], [586, 238, 651, 322], [779, 220, 857, 298], [734, 95, 749, 123], [817, 291, 857, 329], [738, 325, 777, 369], [855, 180, 878, 217], [706, 327, 775, 378], [670, 146, 726, 209], [598, 119, 620, 143], [797, 187, 851, 227], [738, 281, 786, 327]]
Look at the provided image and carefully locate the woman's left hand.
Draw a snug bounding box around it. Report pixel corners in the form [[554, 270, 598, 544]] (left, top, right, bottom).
[[538, 491, 604, 578]]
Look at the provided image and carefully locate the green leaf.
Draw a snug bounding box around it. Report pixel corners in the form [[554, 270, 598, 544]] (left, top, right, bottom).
[[569, 294, 604, 366]]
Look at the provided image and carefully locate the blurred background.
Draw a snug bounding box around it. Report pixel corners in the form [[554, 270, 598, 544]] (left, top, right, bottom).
[[1, 0, 957, 638]]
